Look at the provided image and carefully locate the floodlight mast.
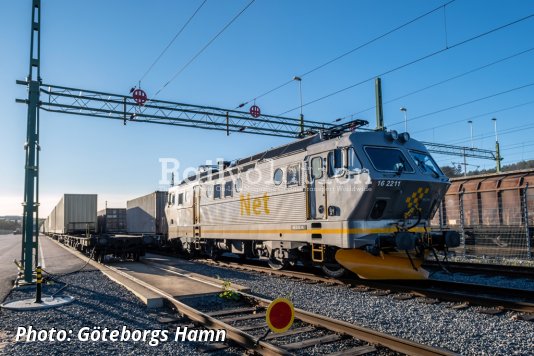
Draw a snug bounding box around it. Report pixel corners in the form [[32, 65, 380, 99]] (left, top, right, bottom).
[[19, 0, 42, 283]]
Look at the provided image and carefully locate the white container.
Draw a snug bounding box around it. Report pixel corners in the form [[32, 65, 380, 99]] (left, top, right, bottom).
[[47, 194, 98, 234], [126, 191, 167, 235]]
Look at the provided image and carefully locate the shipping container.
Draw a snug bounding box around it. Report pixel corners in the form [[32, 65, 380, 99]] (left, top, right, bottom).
[[126, 191, 167, 235], [45, 194, 98, 234], [97, 208, 127, 234]]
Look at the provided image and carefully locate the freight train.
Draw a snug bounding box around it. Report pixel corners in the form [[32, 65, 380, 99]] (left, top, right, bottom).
[[42, 194, 145, 262], [165, 121, 460, 279]]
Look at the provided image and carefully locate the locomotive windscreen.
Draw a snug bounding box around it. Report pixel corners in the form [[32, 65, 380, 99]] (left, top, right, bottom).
[[364, 146, 414, 173]]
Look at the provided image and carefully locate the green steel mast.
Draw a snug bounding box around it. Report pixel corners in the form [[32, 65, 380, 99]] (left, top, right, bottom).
[[20, 0, 41, 283]]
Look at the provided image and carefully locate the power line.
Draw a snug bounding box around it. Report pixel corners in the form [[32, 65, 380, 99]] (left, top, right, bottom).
[[138, 0, 208, 84], [411, 99, 534, 135], [152, 0, 255, 99], [448, 122, 534, 146], [236, 0, 456, 108], [277, 13, 534, 116], [340, 46, 534, 121], [387, 82, 534, 127]]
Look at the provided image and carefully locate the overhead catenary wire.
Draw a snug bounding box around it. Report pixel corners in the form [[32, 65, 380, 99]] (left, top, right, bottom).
[[277, 13, 534, 116], [387, 82, 534, 127], [339, 46, 534, 122], [447, 122, 534, 146], [237, 0, 456, 108], [411, 99, 534, 135], [138, 0, 209, 84], [152, 0, 256, 100]]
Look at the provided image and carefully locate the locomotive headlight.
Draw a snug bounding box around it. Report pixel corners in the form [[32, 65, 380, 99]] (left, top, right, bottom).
[[385, 130, 398, 141], [399, 132, 410, 143]]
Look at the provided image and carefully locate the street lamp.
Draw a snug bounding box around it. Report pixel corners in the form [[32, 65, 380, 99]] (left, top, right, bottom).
[[492, 117, 498, 142], [468, 120, 473, 148], [293, 76, 304, 135], [400, 107, 407, 132], [492, 117, 501, 173]]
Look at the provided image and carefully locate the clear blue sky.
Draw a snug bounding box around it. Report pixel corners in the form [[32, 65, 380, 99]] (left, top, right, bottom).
[[1, 0, 533, 215]]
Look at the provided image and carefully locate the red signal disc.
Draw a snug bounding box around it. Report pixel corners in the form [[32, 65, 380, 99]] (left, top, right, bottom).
[[132, 89, 148, 105], [249, 105, 261, 118], [266, 298, 294, 333]]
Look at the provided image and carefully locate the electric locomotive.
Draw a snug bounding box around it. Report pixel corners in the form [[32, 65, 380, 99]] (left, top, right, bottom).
[[165, 120, 460, 279]]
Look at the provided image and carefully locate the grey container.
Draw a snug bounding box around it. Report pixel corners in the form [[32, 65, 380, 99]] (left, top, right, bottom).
[[98, 208, 127, 234], [126, 191, 168, 235], [46, 194, 98, 234]]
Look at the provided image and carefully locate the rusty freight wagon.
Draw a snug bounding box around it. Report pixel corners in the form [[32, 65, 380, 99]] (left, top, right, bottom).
[[432, 169, 534, 258]]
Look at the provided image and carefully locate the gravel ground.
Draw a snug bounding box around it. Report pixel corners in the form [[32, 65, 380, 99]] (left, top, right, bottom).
[[0, 270, 230, 355], [171, 260, 534, 356]]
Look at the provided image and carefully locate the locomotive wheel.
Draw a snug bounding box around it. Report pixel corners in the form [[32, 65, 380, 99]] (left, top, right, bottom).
[[268, 257, 288, 270], [321, 263, 346, 278], [268, 248, 289, 270], [205, 244, 220, 260]]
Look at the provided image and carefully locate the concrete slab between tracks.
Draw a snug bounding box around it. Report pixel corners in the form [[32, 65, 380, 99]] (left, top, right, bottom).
[[46, 238, 248, 308], [47, 237, 164, 308], [140, 253, 250, 297], [110, 261, 228, 300]]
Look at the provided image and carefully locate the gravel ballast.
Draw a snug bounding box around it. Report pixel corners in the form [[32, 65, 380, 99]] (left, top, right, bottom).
[[171, 260, 534, 356], [0, 270, 222, 355]]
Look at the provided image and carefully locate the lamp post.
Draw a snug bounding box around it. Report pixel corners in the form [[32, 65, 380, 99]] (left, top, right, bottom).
[[293, 76, 304, 135], [492, 117, 501, 173], [400, 107, 407, 132], [468, 120, 473, 148]]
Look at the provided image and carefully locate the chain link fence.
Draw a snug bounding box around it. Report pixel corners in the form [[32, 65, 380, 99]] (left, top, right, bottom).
[[432, 181, 533, 261]]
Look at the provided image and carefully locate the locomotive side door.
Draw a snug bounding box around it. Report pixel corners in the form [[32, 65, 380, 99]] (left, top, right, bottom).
[[308, 155, 327, 219], [193, 185, 201, 224]]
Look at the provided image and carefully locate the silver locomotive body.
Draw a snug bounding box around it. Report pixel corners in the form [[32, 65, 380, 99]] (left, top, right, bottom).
[[166, 129, 459, 279]]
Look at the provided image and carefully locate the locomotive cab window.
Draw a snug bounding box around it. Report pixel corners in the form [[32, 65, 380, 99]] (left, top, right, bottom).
[[214, 184, 221, 199], [224, 181, 233, 197], [235, 178, 242, 192], [178, 193, 184, 205], [273, 168, 283, 185], [206, 185, 213, 198], [310, 157, 323, 179], [348, 147, 362, 172], [409, 150, 442, 177], [364, 146, 414, 173], [287, 164, 300, 186], [328, 148, 344, 177]]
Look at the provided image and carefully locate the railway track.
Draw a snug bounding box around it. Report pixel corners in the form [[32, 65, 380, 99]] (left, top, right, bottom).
[[193, 256, 534, 315], [423, 260, 534, 278], [117, 259, 457, 356]]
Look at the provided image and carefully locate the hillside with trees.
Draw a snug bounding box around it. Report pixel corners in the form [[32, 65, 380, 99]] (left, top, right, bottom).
[[440, 159, 534, 178]]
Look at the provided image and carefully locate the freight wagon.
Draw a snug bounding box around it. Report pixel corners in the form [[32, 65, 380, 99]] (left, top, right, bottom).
[[432, 169, 534, 258], [43, 194, 97, 235]]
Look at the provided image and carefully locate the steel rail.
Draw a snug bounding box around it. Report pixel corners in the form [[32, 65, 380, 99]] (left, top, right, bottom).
[[48, 236, 457, 355], [146, 260, 457, 356], [196, 258, 534, 313], [102, 263, 291, 356], [46, 236, 289, 355], [423, 260, 534, 278]]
